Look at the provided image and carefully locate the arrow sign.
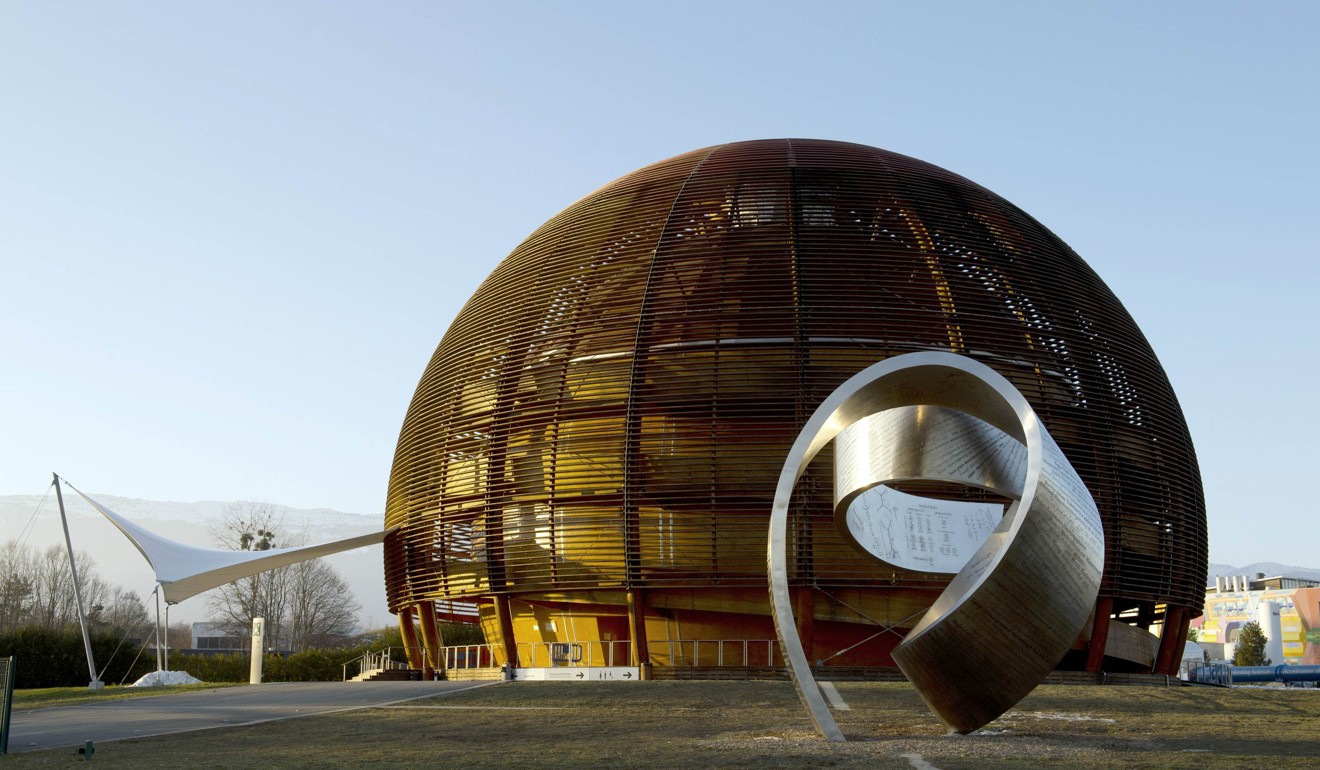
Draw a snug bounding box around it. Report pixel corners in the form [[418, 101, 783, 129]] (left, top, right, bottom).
[[512, 667, 641, 681]]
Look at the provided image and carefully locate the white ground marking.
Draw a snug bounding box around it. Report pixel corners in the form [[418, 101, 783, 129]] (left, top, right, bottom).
[[817, 681, 851, 711], [900, 753, 943, 770], [1013, 711, 1115, 723]]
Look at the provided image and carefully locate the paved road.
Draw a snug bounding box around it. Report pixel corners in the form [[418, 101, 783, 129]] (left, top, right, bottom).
[[7, 680, 491, 753]]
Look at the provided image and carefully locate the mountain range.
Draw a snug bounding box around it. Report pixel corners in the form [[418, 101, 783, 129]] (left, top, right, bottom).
[[1206, 562, 1320, 586]]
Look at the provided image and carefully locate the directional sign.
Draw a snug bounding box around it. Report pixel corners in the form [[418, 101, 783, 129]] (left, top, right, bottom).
[[511, 667, 640, 682], [589, 667, 638, 681]]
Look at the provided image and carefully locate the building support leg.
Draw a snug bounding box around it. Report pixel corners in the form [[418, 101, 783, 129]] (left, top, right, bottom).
[[398, 605, 423, 671], [418, 601, 443, 680], [1084, 597, 1113, 673], [627, 590, 651, 679], [494, 595, 519, 670], [1154, 606, 1187, 676], [1173, 611, 1192, 669]]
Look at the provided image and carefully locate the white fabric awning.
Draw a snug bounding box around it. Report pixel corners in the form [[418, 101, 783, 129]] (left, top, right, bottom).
[[68, 483, 393, 604]]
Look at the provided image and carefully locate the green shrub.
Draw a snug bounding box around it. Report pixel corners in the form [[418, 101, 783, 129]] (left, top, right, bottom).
[[0, 621, 488, 687], [168, 652, 249, 682], [171, 644, 383, 683], [442, 622, 485, 646], [1233, 621, 1272, 666], [0, 626, 154, 688]]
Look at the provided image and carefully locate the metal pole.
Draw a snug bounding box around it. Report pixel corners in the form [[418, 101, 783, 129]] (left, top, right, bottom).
[[164, 603, 170, 671], [53, 474, 103, 690], [153, 586, 163, 672]]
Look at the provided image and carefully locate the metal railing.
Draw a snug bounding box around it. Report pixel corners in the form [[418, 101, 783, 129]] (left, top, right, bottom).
[[342, 647, 419, 681], [517, 640, 632, 668], [652, 639, 781, 668], [1185, 662, 1232, 686], [441, 644, 501, 670], [430, 639, 783, 671]]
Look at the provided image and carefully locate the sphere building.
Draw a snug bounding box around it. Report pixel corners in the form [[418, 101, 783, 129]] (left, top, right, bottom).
[[385, 139, 1206, 677]]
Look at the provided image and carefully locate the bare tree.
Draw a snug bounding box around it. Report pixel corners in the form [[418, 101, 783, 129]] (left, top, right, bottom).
[[0, 541, 35, 633], [286, 558, 360, 651], [95, 587, 151, 635], [27, 544, 109, 631], [207, 502, 291, 648], [167, 621, 193, 651], [205, 501, 362, 652], [0, 540, 155, 641]]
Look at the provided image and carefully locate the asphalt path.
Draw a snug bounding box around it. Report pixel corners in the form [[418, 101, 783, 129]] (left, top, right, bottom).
[[7, 680, 491, 753]]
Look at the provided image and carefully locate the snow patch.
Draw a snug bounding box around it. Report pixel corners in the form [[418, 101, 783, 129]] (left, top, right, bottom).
[[130, 670, 203, 687]]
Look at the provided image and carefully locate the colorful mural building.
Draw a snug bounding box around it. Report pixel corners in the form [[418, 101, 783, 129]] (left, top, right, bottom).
[[1196, 574, 1320, 665]]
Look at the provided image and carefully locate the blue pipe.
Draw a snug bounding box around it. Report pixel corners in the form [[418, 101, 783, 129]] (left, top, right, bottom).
[[1229, 664, 1320, 683]]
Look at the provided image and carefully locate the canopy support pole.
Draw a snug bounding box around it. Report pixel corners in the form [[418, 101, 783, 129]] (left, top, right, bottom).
[[53, 473, 103, 690], [153, 586, 163, 672]]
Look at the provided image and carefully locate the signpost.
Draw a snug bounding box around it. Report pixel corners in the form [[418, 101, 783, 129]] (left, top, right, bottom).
[[249, 617, 265, 684]]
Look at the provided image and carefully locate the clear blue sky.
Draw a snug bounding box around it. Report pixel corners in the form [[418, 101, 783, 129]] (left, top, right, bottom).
[[3, 2, 1316, 568]]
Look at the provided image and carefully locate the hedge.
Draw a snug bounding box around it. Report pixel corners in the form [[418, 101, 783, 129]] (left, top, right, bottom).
[[0, 627, 154, 688], [1, 621, 484, 688]]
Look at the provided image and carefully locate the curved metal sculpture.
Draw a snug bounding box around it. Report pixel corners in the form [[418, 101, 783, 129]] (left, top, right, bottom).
[[768, 351, 1104, 738]]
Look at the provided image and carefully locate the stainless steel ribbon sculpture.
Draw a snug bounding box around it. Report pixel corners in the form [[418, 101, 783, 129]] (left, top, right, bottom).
[[768, 351, 1104, 738]]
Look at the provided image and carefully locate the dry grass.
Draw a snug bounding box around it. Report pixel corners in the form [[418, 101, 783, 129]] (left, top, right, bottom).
[[4, 680, 1317, 768]]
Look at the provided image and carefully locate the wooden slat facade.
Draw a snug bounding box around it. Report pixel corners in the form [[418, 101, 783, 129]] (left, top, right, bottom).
[[384, 139, 1206, 673]]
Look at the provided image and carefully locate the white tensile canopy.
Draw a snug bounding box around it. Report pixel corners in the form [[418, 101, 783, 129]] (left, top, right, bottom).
[[68, 484, 393, 604]]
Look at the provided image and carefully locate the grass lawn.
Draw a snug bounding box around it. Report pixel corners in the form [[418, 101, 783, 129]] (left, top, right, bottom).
[[3, 680, 1317, 768]]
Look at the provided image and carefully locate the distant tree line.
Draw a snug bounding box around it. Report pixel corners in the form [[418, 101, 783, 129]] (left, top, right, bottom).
[[0, 540, 150, 637]]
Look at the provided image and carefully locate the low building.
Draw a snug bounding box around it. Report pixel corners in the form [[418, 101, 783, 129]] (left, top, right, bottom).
[[1196, 574, 1320, 664], [190, 621, 292, 654], [190, 621, 250, 652]]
